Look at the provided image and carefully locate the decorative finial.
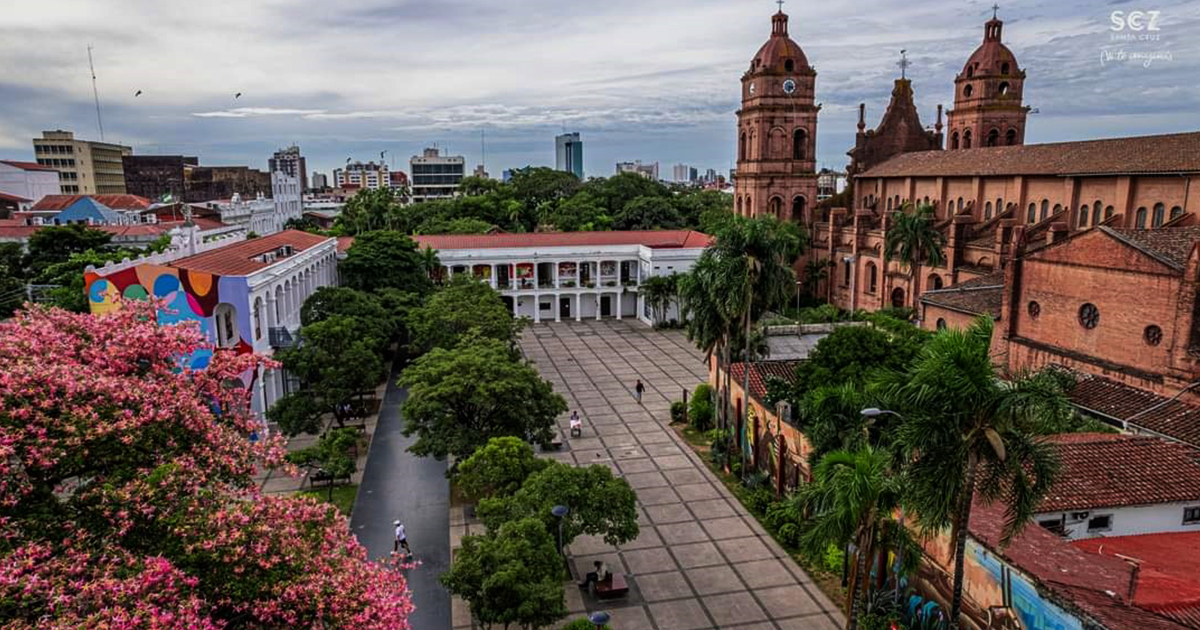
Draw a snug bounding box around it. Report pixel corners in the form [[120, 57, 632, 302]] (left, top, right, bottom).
[[776, 0, 784, 12], [992, 3, 999, 19], [897, 49, 910, 79]]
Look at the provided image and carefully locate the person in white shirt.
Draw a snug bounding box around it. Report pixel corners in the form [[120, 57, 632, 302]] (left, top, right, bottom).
[[394, 519, 411, 554]]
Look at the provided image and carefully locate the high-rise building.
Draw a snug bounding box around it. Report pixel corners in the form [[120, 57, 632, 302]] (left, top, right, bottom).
[[672, 163, 698, 184], [555, 132, 584, 179], [32, 130, 132, 194], [268, 145, 308, 191], [311, 172, 329, 190], [616, 161, 659, 180], [333, 161, 389, 190], [122, 155, 199, 201], [410, 147, 465, 203]]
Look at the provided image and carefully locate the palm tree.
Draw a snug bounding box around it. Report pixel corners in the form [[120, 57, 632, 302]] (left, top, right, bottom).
[[883, 203, 945, 309], [874, 317, 1063, 630], [799, 446, 920, 630], [419, 246, 442, 282], [639, 275, 675, 324]]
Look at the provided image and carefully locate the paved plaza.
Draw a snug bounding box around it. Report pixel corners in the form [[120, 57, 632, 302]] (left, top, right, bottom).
[[519, 319, 845, 630]]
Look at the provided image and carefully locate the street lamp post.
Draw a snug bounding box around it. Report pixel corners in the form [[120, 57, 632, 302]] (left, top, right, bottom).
[[551, 505, 569, 556], [589, 611, 611, 629]]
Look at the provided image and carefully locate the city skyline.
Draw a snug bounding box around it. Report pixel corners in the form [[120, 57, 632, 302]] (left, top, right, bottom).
[[1, 0, 1197, 179]]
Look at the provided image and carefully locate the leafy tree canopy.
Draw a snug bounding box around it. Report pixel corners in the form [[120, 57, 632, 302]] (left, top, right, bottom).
[[301, 285, 394, 350], [24, 224, 113, 274], [341, 230, 434, 296], [615, 195, 684, 230], [399, 333, 567, 460], [453, 436, 551, 501], [408, 275, 524, 351], [477, 461, 640, 547]]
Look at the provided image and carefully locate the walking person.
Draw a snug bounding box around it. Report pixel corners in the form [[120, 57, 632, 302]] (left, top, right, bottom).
[[393, 519, 411, 555], [635, 379, 645, 404]]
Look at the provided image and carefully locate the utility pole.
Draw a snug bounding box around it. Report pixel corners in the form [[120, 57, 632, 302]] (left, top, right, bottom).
[[87, 45, 105, 141]]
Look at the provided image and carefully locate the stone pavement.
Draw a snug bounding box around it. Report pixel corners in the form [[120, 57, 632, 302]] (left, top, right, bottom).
[[513, 319, 845, 630]]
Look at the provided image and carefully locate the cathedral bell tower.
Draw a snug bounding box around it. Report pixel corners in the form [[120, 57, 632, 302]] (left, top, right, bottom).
[[945, 11, 1029, 149], [734, 9, 819, 225]]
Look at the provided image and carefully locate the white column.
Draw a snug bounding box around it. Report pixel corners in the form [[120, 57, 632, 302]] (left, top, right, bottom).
[[595, 295, 602, 321], [533, 263, 539, 289], [255, 366, 268, 419], [554, 293, 561, 322], [576, 262, 581, 287], [490, 264, 497, 288], [534, 297, 541, 323], [265, 293, 277, 328], [264, 367, 277, 409], [513, 296, 520, 317], [616, 291, 623, 320], [575, 294, 582, 322]]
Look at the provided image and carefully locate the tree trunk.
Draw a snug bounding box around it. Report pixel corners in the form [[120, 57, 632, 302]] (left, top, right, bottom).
[[742, 296, 752, 478], [949, 454, 980, 630], [847, 528, 873, 630]]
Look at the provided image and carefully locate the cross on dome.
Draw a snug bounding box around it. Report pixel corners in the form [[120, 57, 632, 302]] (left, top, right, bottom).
[[992, 3, 1000, 19], [776, 0, 785, 12], [898, 49, 910, 79]]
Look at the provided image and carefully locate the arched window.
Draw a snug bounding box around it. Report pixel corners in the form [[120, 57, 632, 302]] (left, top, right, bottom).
[[1001, 62, 1011, 74], [936, 318, 947, 331], [964, 84, 974, 98], [1152, 203, 1166, 227], [1052, 204, 1063, 216], [785, 59, 795, 72], [1006, 129, 1017, 146], [792, 196, 806, 222], [1079, 204, 1089, 227], [843, 260, 851, 286], [997, 198, 1004, 214], [998, 81, 1010, 95], [987, 129, 1000, 147], [793, 129, 807, 160], [1027, 203, 1036, 223], [985, 201, 993, 220], [958, 197, 965, 212], [1093, 200, 1103, 226], [867, 262, 878, 293], [966, 66, 975, 78], [1171, 206, 1184, 220], [739, 132, 747, 161], [1105, 205, 1115, 220], [736, 196, 742, 215], [1040, 200, 1049, 221], [253, 297, 263, 341], [928, 273, 944, 290], [951, 132, 960, 150], [963, 130, 972, 149], [769, 196, 783, 218], [769, 127, 788, 158], [1136, 207, 1148, 228], [887, 197, 893, 211]]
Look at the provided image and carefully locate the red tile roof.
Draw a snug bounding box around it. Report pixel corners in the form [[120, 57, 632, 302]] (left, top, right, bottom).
[[170, 230, 332, 276], [968, 500, 1188, 630], [337, 236, 354, 253], [30, 194, 152, 211], [410, 230, 714, 251], [729, 361, 800, 404], [1068, 374, 1200, 447], [1074, 531, 1200, 619], [1039, 433, 1200, 512], [0, 191, 31, 203], [1104, 226, 1200, 271], [0, 159, 56, 172], [860, 131, 1200, 178]]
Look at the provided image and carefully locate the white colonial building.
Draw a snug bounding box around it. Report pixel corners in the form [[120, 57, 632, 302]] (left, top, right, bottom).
[[205, 171, 301, 236], [408, 231, 712, 325]]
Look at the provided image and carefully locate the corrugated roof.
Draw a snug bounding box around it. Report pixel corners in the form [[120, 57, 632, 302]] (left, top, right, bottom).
[[31, 194, 152, 212], [0, 191, 31, 203], [170, 230, 331, 276], [0, 159, 56, 172], [410, 230, 714, 251], [1039, 433, 1200, 512], [1074, 531, 1200, 617], [1104, 226, 1200, 271], [860, 131, 1200, 178], [729, 361, 800, 403]]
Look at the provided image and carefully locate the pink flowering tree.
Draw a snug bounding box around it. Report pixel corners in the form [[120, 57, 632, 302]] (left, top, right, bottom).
[[0, 303, 413, 628]]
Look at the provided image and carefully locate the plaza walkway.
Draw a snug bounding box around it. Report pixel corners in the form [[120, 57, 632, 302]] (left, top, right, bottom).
[[516, 320, 845, 630], [349, 364, 451, 630]]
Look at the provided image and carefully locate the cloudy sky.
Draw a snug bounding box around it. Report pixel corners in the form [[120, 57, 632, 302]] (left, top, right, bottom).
[[1, 0, 1198, 180]]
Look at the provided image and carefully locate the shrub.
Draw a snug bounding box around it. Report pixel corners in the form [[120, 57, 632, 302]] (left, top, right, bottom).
[[563, 619, 612, 630], [669, 401, 687, 424], [689, 384, 715, 430], [822, 543, 845, 574]]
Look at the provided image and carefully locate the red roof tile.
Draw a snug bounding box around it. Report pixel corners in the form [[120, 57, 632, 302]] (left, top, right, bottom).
[[1074, 532, 1200, 616], [170, 230, 332, 276], [860, 131, 1200, 178], [411, 230, 713, 251], [1039, 433, 1200, 512], [1104, 226, 1200, 271], [337, 236, 354, 253], [30, 194, 152, 212], [729, 361, 800, 403], [968, 500, 1188, 630], [0, 191, 31, 203], [919, 271, 1004, 318], [0, 160, 56, 172], [1068, 374, 1200, 447]]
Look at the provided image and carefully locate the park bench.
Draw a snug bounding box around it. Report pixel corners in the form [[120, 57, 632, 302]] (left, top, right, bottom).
[[309, 467, 352, 489], [594, 573, 629, 599]]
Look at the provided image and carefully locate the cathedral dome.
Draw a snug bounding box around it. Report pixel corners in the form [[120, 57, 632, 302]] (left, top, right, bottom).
[[961, 17, 1021, 77], [749, 12, 810, 74]]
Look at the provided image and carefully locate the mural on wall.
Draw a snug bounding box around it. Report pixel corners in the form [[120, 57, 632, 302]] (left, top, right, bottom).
[[969, 542, 1083, 630], [85, 264, 254, 371]]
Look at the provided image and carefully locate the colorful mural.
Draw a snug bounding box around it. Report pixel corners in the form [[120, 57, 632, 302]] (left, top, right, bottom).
[[968, 541, 1083, 630], [85, 263, 255, 370]]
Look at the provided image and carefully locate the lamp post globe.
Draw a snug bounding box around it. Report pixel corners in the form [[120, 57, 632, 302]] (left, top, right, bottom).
[[589, 611, 611, 629]]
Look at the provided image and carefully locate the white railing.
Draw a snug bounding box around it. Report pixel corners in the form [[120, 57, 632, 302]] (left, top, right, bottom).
[[85, 231, 247, 276]]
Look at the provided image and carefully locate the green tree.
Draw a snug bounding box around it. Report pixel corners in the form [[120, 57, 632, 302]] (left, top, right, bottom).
[[539, 191, 611, 232], [883, 203, 946, 309], [35, 249, 132, 313], [798, 447, 920, 630], [614, 196, 683, 230], [583, 172, 669, 213], [672, 189, 732, 230], [638, 274, 676, 324], [341, 230, 434, 295], [24, 224, 113, 276], [877, 317, 1063, 630], [408, 275, 524, 352], [441, 517, 568, 630], [793, 325, 923, 395], [477, 461, 640, 547], [508, 167, 580, 210], [336, 187, 403, 235], [272, 316, 386, 436], [454, 437, 551, 501], [286, 427, 359, 480], [300, 286, 393, 351], [399, 334, 567, 460], [459, 176, 502, 197], [689, 383, 715, 430]]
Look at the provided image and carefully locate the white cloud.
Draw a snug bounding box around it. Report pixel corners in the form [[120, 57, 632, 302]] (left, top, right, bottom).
[[192, 107, 328, 118]]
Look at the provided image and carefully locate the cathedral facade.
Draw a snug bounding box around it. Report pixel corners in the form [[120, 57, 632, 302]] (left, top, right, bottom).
[[733, 10, 818, 225]]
